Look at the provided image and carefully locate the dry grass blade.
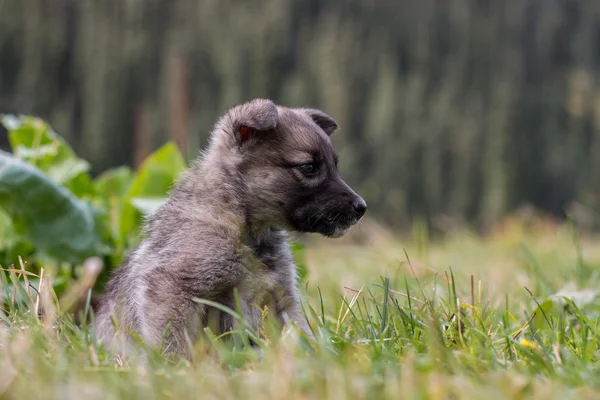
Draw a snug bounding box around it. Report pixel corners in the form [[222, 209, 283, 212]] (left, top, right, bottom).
[[18, 257, 33, 306], [0, 268, 39, 278], [470, 274, 475, 317], [34, 268, 45, 317], [337, 285, 364, 333], [40, 272, 57, 333], [58, 257, 103, 315], [388, 289, 425, 305], [505, 310, 537, 351]]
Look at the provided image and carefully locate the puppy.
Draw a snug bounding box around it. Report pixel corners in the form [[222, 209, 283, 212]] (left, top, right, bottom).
[[95, 99, 367, 359]]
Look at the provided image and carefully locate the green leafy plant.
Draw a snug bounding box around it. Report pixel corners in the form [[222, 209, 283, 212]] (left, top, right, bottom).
[[0, 115, 189, 286], [0, 150, 105, 263]]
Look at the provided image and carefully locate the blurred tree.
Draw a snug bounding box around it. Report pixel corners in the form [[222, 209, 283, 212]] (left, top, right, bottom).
[[1, 0, 599, 232]]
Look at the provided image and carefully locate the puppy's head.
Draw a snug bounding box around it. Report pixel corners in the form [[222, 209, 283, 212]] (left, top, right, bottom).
[[213, 98, 366, 238]]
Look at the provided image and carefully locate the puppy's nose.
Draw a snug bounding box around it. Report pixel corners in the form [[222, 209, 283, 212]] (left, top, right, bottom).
[[352, 197, 367, 218]]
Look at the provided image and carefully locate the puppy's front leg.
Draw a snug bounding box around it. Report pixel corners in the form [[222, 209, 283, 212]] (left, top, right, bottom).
[[275, 287, 314, 340]]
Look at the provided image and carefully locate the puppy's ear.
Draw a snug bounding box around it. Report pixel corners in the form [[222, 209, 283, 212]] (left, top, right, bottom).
[[233, 99, 279, 145], [301, 108, 339, 136]]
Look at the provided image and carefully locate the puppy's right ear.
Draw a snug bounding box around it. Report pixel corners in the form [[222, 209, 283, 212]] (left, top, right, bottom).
[[232, 99, 279, 145], [300, 108, 339, 136]]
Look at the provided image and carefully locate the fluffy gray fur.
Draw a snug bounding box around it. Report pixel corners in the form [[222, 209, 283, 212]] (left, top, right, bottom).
[[95, 99, 366, 359]]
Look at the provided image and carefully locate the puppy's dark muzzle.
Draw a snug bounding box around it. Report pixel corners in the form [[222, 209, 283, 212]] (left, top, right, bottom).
[[317, 193, 366, 237], [290, 177, 367, 237]]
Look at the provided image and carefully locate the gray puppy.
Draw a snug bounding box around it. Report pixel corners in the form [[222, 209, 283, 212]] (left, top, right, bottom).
[[95, 99, 367, 359]]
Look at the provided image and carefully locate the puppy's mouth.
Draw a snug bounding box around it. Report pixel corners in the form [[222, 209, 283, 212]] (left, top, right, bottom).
[[309, 214, 360, 238]]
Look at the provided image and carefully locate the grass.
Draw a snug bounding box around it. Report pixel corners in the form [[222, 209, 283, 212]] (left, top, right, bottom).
[[1, 217, 599, 399]]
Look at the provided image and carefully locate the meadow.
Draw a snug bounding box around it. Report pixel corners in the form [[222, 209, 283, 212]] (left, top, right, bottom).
[[1, 117, 599, 399]]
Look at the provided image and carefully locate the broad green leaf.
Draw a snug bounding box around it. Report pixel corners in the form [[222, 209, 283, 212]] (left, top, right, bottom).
[[1, 115, 93, 197], [0, 207, 12, 244], [126, 142, 186, 198], [0, 207, 34, 266], [93, 166, 134, 253], [0, 150, 105, 263], [94, 166, 134, 200], [119, 142, 186, 245], [530, 298, 556, 333]]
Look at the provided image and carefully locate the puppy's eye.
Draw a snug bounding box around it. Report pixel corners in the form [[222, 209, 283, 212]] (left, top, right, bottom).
[[297, 163, 317, 176]]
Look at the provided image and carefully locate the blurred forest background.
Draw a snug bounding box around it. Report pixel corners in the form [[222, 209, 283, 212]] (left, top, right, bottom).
[[1, 0, 600, 233]]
